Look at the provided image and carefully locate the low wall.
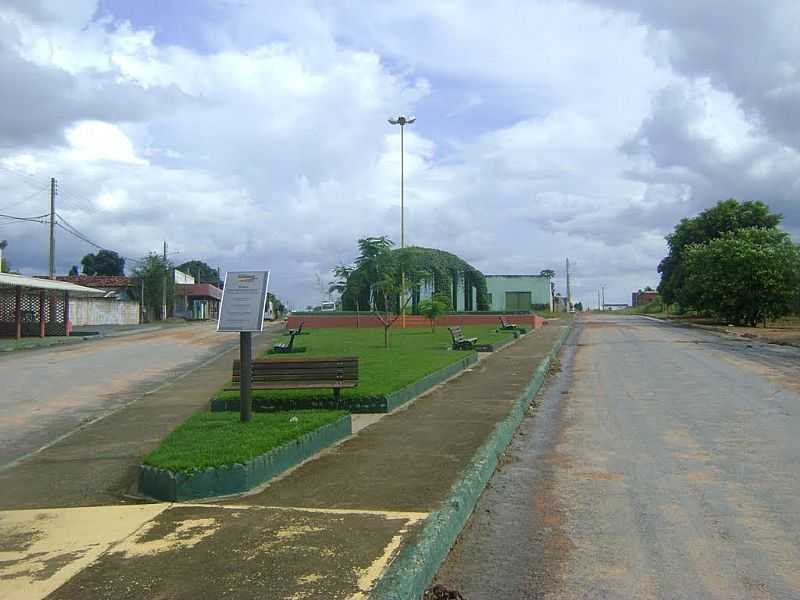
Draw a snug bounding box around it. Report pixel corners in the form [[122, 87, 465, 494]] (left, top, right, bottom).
[[286, 313, 546, 330], [69, 298, 140, 326]]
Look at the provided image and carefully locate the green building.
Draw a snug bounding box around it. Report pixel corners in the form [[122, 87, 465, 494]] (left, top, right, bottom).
[[485, 274, 553, 312]]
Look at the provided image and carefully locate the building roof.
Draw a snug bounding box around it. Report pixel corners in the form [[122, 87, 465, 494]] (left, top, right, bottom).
[[0, 273, 104, 295], [56, 276, 135, 288], [178, 283, 223, 300]]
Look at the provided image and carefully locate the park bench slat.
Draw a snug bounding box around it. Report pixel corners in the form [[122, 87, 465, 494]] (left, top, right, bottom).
[[227, 356, 359, 398], [448, 326, 478, 350]]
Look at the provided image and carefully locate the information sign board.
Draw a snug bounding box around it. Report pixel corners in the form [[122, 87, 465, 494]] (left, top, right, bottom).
[[217, 270, 270, 332]]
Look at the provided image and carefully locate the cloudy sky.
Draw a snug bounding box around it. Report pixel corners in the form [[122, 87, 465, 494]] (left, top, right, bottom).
[[1, 0, 799, 308]]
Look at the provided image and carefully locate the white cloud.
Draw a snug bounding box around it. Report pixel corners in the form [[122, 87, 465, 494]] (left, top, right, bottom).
[[65, 121, 147, 164]]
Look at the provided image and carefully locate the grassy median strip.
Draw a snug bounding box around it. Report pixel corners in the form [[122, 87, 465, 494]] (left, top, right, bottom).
[[143, 410, 347, 472], [214, 325, 513, 403]]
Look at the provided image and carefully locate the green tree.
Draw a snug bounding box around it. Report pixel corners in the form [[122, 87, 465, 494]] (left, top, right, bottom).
[[329, 264, 367, 326], [539, 269, 555, 278], [68, 265, 79, 276], [133, 253, 174, 321], [266, 292, 285, 316], [682, 227, 800, 326], [658, 199, 781, 304], [373, 271, 415, 348], [176, 260, 220, 285], [81, 250, 125, 276], [574, 301, 583, 311], [418, 293, 449, 332]]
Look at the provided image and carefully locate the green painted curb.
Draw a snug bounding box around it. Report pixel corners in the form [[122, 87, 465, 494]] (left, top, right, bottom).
[[369, 323, 573, 600], [210, 353, 480, 415], [138, 414, 352, 501]]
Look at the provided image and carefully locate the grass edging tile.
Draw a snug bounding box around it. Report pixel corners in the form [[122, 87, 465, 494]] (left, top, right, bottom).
[[138, 414, 352, 501], [369, 323, 573, 600], [209, 352, 479, 414]]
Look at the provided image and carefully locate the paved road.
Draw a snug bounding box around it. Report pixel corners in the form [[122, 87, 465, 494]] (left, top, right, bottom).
[[0, 323, 246, 469], [435, 314, 800, 599]]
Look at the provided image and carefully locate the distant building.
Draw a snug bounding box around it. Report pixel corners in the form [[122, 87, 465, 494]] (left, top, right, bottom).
[[57, 275, 140, 325], [632, 289, 659, 307], [175, 283, 222, 320], [485, 274, 553, 312], [604, 303, 629, 311]]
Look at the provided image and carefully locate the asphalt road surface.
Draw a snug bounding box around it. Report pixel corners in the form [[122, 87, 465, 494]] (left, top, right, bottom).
[[435, 314, 800, 600], [0, 323, 247, 469]]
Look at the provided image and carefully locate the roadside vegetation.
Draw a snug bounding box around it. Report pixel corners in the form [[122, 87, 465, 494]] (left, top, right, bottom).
[[655, 199, 800, 326], [143, 410, 347, 472]]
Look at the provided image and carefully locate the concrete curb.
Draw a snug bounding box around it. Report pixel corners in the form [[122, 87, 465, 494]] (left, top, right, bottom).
[[138, 414, 352, 501], [369, 323, 573, 600], [210, 353, 480, 414]]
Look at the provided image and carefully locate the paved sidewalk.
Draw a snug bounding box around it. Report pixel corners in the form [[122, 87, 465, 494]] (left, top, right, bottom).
[[0, 324, 568, 599], [0, 325, 282, 509]]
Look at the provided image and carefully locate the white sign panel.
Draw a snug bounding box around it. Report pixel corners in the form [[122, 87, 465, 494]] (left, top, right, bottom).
[[174, 269, 196, 285], [217, 271, 270, 332]]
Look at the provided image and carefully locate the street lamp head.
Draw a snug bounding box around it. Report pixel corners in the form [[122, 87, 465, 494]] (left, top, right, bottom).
[[388, 114, 416, 126]]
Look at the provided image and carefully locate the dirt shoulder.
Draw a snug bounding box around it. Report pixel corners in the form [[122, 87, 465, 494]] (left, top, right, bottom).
[[655, 315, 800, 348]]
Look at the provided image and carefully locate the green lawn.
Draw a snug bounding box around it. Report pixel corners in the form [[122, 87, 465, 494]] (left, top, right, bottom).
[[214, 325, 513, 403], [143, 410, 346, 472]]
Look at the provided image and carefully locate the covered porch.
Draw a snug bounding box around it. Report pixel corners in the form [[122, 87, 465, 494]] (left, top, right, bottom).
[[0, 273, 103, 339]]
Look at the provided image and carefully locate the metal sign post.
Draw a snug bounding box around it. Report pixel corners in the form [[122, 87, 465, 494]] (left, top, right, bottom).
[[217, 271, 270, 423]]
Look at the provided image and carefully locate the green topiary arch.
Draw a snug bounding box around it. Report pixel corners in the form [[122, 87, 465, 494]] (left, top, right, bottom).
[[340, 243, 489, 313]]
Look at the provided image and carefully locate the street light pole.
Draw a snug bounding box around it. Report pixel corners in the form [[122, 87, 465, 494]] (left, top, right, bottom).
[[388, 114, 415, 328]]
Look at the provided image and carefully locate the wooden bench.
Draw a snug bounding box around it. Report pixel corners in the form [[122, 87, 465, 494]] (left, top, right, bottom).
[[498, 315, 518, 330], [288, 320, 305, 336], [272, 331, 300, 353], [448, 326, 478, 350], [228, 356, 358, 400]]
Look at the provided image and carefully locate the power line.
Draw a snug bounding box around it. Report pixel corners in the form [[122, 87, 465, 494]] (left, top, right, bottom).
[[0, 163, 45, 188], [0, 212, 50, 223], [0, 184, 49, 213]]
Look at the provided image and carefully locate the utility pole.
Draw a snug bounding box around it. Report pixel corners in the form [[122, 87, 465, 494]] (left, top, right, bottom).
[[162, 241, 168, 320], [601, 285, 605, 311], [49, 177, 56, 279], [566, 258, 572, 310], [597, 289, 601, 311]]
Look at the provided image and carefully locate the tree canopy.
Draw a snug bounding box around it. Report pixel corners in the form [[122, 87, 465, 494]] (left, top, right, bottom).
[[133, 253, 174, 320], [658, 199, 782, 304], [682, 227, 800, 325], [81, 250, 125, 276], [176, 260, 220, 285]]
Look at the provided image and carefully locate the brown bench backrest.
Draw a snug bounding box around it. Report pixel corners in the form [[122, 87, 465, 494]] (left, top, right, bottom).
[[233, 356, 358, 385]]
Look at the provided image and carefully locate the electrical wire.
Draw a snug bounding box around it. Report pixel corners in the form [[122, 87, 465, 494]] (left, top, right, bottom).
[[0, 212, 49, 223], [0, 185, 49, 212]]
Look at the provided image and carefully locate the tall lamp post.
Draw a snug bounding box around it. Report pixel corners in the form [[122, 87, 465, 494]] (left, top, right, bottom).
[[388, 114, 415, 327]]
